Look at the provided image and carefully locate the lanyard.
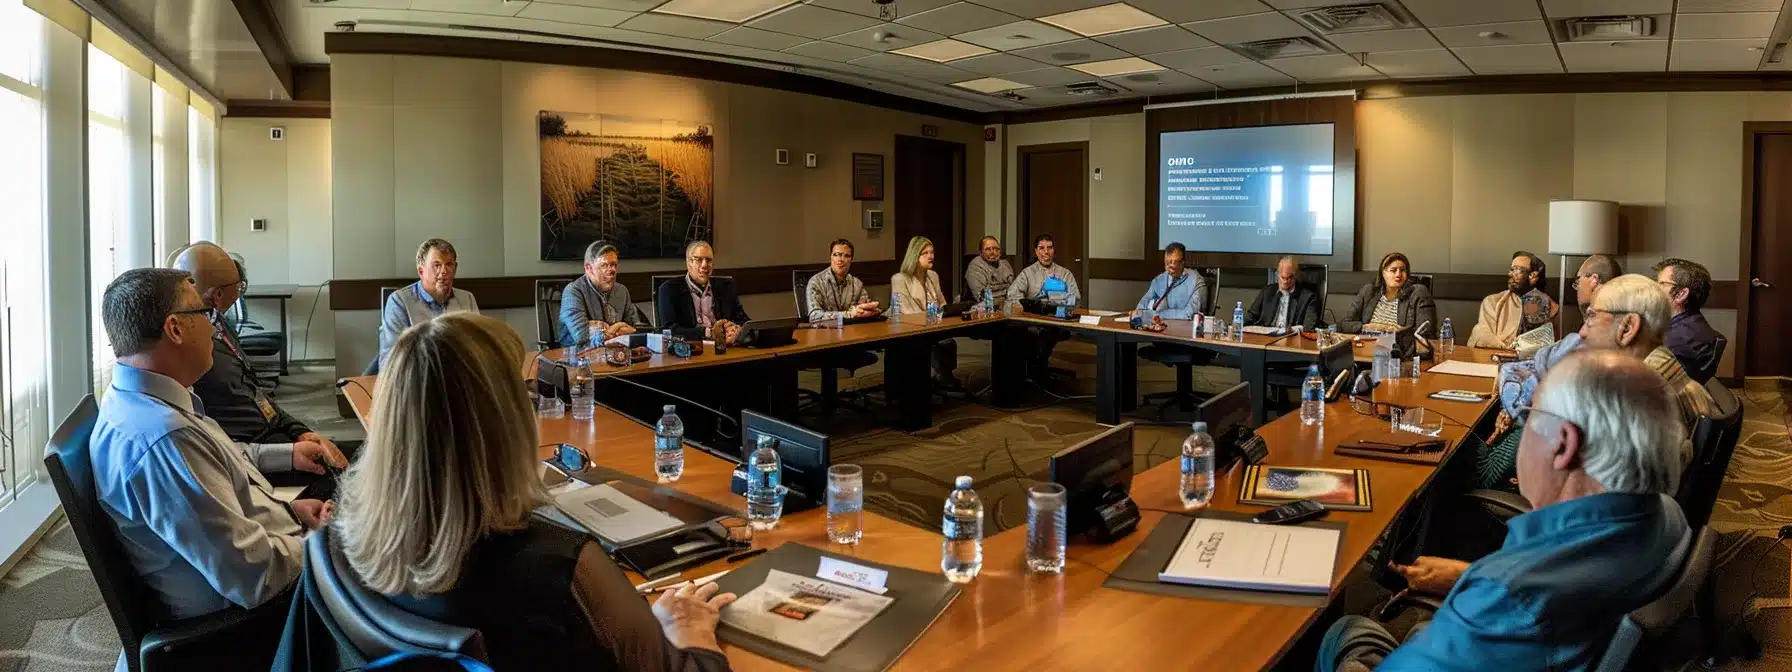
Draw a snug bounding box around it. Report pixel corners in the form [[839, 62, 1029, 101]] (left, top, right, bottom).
[[1152, 273, 1185, 311]]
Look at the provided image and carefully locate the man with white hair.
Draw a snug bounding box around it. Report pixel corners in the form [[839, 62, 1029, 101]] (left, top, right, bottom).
[[1317, 350, 1691, 672], [1577, 273, 1716, 439]]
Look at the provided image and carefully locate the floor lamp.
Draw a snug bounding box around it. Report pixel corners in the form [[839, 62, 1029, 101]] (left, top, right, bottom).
[[1547, 199, 1619, 334]]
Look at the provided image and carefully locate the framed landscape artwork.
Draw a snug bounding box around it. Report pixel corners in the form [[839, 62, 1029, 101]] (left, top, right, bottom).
[[538, 111, 714, 261]]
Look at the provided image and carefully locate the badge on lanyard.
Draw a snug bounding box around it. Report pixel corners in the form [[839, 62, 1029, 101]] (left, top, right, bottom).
[[256, 395, 277, 421]]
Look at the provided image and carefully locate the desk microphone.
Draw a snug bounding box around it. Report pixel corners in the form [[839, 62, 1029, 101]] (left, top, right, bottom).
[[1412, 320, 1432, 339]]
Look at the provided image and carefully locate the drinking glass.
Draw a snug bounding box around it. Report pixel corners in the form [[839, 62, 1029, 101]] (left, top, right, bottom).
[[826, 464, 865, 545], [532, 388, 565, 419], [1026, 483, 1068, 574], [1397, 407, 1445, 437]]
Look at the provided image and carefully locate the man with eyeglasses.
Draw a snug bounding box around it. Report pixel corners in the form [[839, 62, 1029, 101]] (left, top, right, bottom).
[[1466, 251, 1558, 349], [1650, 258, 1722, 383], [173, 243, 350, 499], [1317, 350, 1691, 672], [379, 238, 479, 367], [90, 269, 335, 666], [559, 240, 652, 348], [656, 240, 749, 344], [1577, 273, 1715, 443]]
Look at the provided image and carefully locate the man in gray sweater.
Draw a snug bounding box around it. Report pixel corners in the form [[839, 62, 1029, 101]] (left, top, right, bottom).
[[965, 235, 1015, 304], [559, 240, 652, 348], [1007, 234, 1081, 377]]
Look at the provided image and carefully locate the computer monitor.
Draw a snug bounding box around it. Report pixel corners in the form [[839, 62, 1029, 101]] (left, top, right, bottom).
[[1049, 422, 1136, 539], [1194, 382, 1253, 469], [740, 410, 829, 513]]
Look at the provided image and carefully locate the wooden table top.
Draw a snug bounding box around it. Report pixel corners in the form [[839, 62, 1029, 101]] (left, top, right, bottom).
[[338, 326, 1501, 671]]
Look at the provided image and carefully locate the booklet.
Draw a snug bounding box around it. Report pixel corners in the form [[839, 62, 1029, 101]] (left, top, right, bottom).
[[1158, 517, 1340, 594], [721, 569, 896, 658], [553, 483, 683, 546], [1513, 323, 1556, 358]]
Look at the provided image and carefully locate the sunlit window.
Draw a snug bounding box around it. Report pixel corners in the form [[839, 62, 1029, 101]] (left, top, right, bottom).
[[189, 106, 215, 243], [88, 45, 134, 392], [0, 3, 50, 508]]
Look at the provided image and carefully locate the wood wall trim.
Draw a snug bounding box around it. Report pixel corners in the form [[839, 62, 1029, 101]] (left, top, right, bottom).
[[224, 100, 330, 118], [323, 32, 986, 125], [293, 64, 330, 102], [330, 260, 902, 311], [231, 0, 295, 99]]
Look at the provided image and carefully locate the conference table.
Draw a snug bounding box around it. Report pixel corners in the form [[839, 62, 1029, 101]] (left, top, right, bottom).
[[339, 311, 1509, 671]]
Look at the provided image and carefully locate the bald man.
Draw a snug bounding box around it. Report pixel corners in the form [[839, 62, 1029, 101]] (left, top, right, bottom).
[[173, 243, 350, 499]]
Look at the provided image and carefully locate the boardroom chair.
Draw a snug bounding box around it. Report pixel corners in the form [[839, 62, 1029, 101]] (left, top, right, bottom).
[[648, 274, 735, 326], [1409, 273, 1434, 291], [532, 277, 577, 350], [226, 255, 287, 381], [791, 269, 882, 415], [1263, 263, 1330, 327], [43, 396, 289, 671], [1678, 379, 1743, 530], [360, 286, 401, 376], [1138, 267, 1221, 419]]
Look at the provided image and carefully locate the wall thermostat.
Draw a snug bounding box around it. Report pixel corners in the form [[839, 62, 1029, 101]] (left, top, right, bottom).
[[805, 152, 817, 168], [775, 148, 789, 165], [250, 218, 269, 232], [863, 209, 884, 231], [269, 127, 285, 141]]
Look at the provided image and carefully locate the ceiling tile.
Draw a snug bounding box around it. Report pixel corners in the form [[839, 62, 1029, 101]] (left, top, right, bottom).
[[1399, 0, 1542, 27], [1323, 28, 1442, 54], [848, 52, 975, 82], [651, 0, 803, 22], [828, 22, 945, 51], [1431, 20, 1556, 47], [970, 0, 1112, 19], [514, 3, 635, 26], [1675, 12, 1778, 39], [893, 38, 995, 61], [896, 2, 1021, 35], [803, 0, 957, 19], [1186, 60, 1296, 88], [952, 51, 1049, 74], [1002, 66, 1098, 86], [417, 0, 532, 16], [1367, 49, 1473, 78], [748, 4, 883, 39], [1105, 68, 1215, 94], [1183, 12, 1315, 44], [1037, 3, 1169, 37], [538, 0, 666, 10], [954, 19, 1081, 51], [1675, 0, 1782, 11], [708, 26, 811, 50], [1451, 43, 1565, 74], [1149, 45, 1254, 69], [952, 76, 1030, 93], [1541, 0, 1675, 18], [1556, 40, 1668, 72], [1261, 0, 1341, 6], [616, 13, 735, 39], [1009, 38, 1133, 66], [1263, 53, 1382, 82], [783, 39, 877, 61], [1095, 25, 1214, 54], [1126, 0, 1272, 24], [1669, 38, 1769, 70], [1068, 56, 1167, 76]]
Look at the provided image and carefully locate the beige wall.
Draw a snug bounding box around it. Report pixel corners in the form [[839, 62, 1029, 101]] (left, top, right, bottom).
[[219, 117, 334, 361], [328, 54, 986, 375]]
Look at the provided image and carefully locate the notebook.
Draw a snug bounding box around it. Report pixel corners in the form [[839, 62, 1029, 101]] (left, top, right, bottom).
[[1157, 517, 1341, 594]]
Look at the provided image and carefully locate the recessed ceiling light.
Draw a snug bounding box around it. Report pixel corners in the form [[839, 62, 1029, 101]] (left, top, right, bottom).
[[1038, 3, 1167, 38], [1067, 56, 1164, 77], [894, 39, 995, 62], [652, 0, 799, 23], [953, 77, 1028, 93]]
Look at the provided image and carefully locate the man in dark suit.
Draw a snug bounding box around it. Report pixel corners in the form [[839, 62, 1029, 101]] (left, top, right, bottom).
[[1651, 258, 1722, 383], [1245, 256, 1320, 330], [656, 240, 749, 344]]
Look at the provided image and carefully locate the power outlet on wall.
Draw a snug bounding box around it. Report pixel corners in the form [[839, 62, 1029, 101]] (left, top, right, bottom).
[[251, 218, 268, 232]]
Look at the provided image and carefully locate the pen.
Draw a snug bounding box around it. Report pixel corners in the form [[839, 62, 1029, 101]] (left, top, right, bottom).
[[642, 569, 731, 594], [726, 548, 767, 563], [632, 574, 685, 593]]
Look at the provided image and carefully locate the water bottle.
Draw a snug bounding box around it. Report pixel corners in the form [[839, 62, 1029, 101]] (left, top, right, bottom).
[[1180, 422, 1216, 509], [982, 287, 994, 315], [568, 358, 595, 420], [746, 436, 784, 530], [1300, 364, 1325, 426], [1232, 301, 1245, 332], [926, 298, 940, 324], [1372, 333, 1394, 384], [890, 293, 903, 319], [1439, 317, 1456, 356], [588, 319, 606, 350], [941, 476, 984, 583], [653, 405, 685, 483]]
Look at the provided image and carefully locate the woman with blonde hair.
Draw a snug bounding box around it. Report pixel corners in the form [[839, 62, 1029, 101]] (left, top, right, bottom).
[[331, 313, 734, 670], [889, 236, 960, 385]]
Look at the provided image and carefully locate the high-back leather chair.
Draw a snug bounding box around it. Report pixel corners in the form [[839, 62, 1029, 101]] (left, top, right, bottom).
[[286, 527, 488, 670], [533, 277, 576, 350], [1589, 527, 1716, 671], [361, 286, 401, 376], [1677, 380, 1743, 529]]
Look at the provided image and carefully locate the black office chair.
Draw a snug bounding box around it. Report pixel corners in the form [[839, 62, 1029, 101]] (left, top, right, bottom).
[[1263, 263, 1330, 311], [360, 286, 400, 376], [533, 277, 576, 350], [1259, 264, 1331, 405], [277, 527, 488, 670], [1409, 273, 1434, 290], [1678, 380, 1743, 530], [43, 396, 288, 671], [1139, 267, 1221, 419], [1707, 335, 1728, 384], [226, 256, 287, 382], [791, 269, 882, 415]]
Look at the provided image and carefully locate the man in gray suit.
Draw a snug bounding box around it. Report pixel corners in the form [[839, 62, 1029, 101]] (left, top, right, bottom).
[[559, 240, 651, 348]]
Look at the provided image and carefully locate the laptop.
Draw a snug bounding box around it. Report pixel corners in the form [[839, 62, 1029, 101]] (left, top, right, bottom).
[[738, 318, 800, 348]]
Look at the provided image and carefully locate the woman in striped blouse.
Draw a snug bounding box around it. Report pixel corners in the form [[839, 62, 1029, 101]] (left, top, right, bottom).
[[1339, 252, 1437, 334]]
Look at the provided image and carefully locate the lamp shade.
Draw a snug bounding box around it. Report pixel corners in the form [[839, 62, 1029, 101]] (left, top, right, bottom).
[[1548, 199, 1619, 255]]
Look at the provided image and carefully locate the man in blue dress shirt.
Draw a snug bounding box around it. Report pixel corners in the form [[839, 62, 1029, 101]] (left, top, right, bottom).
[[1317, 350, 1691, 672], [90, 269, 340, 632], [1135, 242, 1206, 320]]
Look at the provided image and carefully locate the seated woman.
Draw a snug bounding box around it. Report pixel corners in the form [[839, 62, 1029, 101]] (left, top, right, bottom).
[[333, 313, 734, 670], [889, 235, 960, 386], [1339, 252, 1437, 335]]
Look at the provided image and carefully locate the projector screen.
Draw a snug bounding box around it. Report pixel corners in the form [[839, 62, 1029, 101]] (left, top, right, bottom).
[[1158, 123, 1335, 256]]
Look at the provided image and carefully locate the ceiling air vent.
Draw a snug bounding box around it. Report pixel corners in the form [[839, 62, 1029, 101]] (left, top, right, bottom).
[[1231, 37, 1334, 60], [1560, 16, 1656, 42], [1063, 81, 1121, 97], [1293, 2, 1417, 34]]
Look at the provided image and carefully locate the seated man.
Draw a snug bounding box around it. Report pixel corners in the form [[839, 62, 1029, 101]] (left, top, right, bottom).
[[1318, 350, 1691, 672], [559, 240, 651, 348], [806, 238, 879, 323], [1245, 255, 1320, 330], [1006, 234, 1081, 375], [656, 240, 749, 344], [90, 269, 337, 629], [1466, 251, 1558, 349], [965, 235, 1014, 305], [174, 243, 352, 499], [379, 238, 478, 366], [1135, 242, 1205, 320], [1651, 258, 1722, 384], [1579, 274, 1717, 450]]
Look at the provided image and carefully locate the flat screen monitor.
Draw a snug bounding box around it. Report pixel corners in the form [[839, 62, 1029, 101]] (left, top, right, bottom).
[[741, 410, 829, 511], [1158, 123, 1335, 255], [1194, 382, 1252, 463], [1049, 422, 1135, 535]]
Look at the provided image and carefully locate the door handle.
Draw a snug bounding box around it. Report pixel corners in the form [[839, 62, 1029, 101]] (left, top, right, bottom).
[[1075, 258, 1083, 262], [1753, 278, 1773, 288]]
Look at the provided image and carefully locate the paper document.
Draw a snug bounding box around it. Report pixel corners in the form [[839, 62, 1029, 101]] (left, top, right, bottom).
[[1241, 326, 1287, 336], [1085, 310, 1124, 317], [817, 557, 889, 594], [1513, 324, 1555, 359], [554, 483, 683, 545], [1428, 360, 1500, 379], [1077, 315, 1103, 325], [722, 569, 895, 658], [1158, 518, 1339, 594]]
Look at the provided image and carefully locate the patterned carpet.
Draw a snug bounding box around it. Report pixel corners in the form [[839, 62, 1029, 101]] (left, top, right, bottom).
[[0, 356, 1786, 671]]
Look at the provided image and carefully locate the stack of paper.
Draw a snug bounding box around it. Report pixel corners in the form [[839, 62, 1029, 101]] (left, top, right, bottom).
[[1158, 518, 1339, 594], [554, 483, 683, 545], [722, 569, 895, 657]]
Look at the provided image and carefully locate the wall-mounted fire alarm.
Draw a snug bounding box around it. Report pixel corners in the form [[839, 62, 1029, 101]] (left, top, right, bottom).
[[775, 149, 789, 165], [805, 153, 818, 168], [269, 127, 285, 141]]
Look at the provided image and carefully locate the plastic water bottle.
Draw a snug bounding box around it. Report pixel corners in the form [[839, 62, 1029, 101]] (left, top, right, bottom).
[[1301, 364, 1325, 426], [653, 405, 685, 482], [890, 293, 903, 319], [982, 287, 994, 315], [568, 359, 595, 420], [1232, 301, 1246, 333], [926, 298, 940, 324], [746, 436, 784, 530], [587, 319, 606, 350], [941, 476, 984, 583], [1439, 318, 1456, 356], [1372, 333, 1395, 384], [1181, 422, 1215, 509]]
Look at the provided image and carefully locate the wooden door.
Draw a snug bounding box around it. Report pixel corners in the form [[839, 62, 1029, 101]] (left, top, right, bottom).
[[1746, 133, 1792, 377], [1018, 143, 1088, 280], [894, 135, 964, 295]]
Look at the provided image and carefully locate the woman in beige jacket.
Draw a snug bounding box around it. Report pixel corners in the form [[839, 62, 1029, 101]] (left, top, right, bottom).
[[890, 236, 959, 385]]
